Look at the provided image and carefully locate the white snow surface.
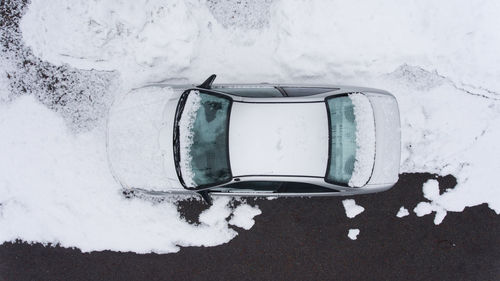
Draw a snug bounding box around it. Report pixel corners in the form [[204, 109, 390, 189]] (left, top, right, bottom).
[[0, 0, 498, 254], [229, 204, 262, 230], [178, 91, 202, 187], [107, 86, 179, 191], [348, 93, 376, 187], [396, 207, 410, 218], [342, 199, 365, 219], [414, 179, 448, 225], [348, 229, 360, 240]]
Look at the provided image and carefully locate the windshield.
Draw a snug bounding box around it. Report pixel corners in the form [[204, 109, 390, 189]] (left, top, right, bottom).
[[325, 94, 375, 187], [174, 90, 232, 189]]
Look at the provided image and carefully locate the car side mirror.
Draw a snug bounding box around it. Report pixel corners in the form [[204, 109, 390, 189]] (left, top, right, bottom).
[[197, 74, 216, 89], [198, 190, 213, 205]]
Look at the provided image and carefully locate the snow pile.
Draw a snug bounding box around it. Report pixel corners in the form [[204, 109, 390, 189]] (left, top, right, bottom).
[[348, 93, 376, 187], [0, 96, 262, 253], [178, 91, 202, 187], [413, 179, 447, 225], [19, 0, 200, 88], [229, 204, 262, 230], [396, 207, 409, 218], [347, 229, 360, 240], [206, 0, 273, 29], [342, 199, 365, 219], [384, 64, 500, 217]]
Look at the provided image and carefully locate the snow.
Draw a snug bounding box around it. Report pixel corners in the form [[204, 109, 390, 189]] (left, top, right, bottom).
[[0, 0, 498, 254], [229, 102, 328, 177], [107, 86, 180, 191], [348, 93, 376, 187], [347, 229, 360, 240], [0, 96, 263, 253], [396, 207, 410, 218], [178, 91, 202, 188], [413, 180, 448, 225], [229, 204, 262, 230], [342, 199, 365, 219]]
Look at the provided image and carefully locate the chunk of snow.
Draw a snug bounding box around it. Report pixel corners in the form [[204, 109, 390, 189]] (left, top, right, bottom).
[[229, 204, 262, 230], [342, 199, 365, 219], [348, 93, 376, 187], [178, 91, 201, 187], [347, 229, 360, 240], [413, 180, 448, 225], [422, 179, 440, 201], [396, 207, 409, 218]]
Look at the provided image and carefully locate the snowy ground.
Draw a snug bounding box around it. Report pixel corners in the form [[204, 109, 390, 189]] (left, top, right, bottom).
[[1, 0, 499, 254]]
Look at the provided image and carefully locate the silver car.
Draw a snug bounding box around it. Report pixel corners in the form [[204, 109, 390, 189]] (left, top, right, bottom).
[[107, 75, 401, 203]]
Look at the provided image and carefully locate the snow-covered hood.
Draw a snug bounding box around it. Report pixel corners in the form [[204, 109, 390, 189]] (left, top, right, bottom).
[[365, 92, 401, 187], [107, 86, 183, 191]]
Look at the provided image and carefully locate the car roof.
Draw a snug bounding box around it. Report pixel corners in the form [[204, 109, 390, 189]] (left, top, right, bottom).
[[228, 101, 329, 178]]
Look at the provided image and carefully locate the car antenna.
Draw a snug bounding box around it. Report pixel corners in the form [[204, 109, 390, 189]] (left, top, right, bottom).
[[197, 74, 216, 89]]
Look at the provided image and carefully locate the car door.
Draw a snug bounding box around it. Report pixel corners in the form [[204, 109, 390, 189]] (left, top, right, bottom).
[[280, 86, 338, 97], [276, 182, 339, 194], [211, 85, 285, 98], [209, 181, 282, 195]]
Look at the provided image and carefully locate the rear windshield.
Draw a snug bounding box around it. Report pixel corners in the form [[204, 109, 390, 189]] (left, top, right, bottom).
[[325, 96, 357, 185], [175, 90, 232, 188]]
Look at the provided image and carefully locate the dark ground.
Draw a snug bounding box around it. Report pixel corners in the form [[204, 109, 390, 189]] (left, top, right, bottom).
[[1, 173, 499, 281]]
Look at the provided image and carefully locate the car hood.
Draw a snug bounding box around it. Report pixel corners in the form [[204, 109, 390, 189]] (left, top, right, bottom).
[[106, 86, 184, 191], [365, 92, 401, 187]]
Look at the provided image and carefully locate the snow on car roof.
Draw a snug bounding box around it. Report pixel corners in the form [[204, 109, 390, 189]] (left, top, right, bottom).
[[229, 102, 329, 177]]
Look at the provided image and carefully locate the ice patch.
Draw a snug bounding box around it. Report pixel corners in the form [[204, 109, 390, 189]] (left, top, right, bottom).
[[229, 204, 262, 230], [348, 93, 376, 187], [342, 199, 365, 219], [347, 229, 360, 240]]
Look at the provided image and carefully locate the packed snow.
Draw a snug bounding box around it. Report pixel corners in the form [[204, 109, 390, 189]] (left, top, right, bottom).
[[348, 229, 360, 240], [348, 93, 376, 187], [396, 207, 410, 218], [342, 199, 365, 219], [0, 0, 499, 254]]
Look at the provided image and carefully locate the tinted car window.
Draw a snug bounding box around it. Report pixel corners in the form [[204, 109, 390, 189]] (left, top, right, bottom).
[[211, 181, 282, 192], [278, 182, 338, 193], [213, 87, 283, 98], [282, 87, 338, 97]]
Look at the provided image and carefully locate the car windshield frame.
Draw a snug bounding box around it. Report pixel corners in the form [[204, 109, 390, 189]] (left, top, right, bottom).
[[173, 89, 233, 190]]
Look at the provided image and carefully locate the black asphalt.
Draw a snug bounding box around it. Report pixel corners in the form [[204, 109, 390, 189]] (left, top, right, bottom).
[[1, 173, 499, 281]]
